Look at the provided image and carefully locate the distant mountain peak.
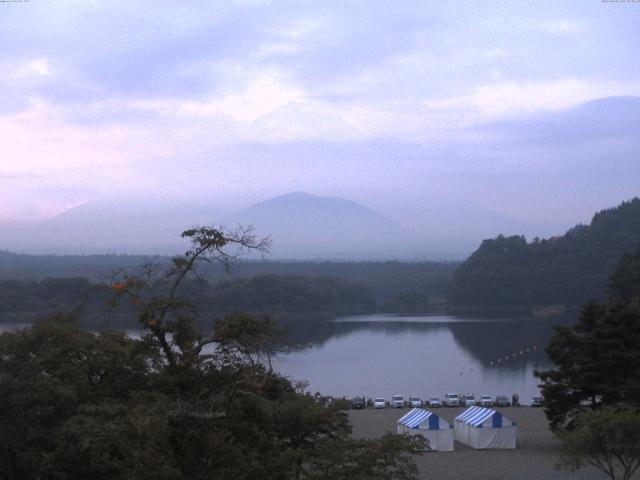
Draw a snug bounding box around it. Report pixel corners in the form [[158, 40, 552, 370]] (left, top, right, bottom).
[[578, 95, 640, 110], [279, 191, 310, 198], [238, 192, 384, 216], [258, 191, 354, 203], [266, 191, 322, 202], [223, 192, 420, 259]]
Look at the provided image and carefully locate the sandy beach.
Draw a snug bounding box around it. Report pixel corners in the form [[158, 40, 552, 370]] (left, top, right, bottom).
[[348, 407, 622, 480]]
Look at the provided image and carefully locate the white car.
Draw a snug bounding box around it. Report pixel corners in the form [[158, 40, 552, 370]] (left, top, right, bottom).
[[373, 397, 386, 409], [428, 397, 442, 408], [392, 394, 405, 408], [409, 396, 422, 408], [462, 394, 476, 407], [479, 395, 493, 407], [443, 393, 460, 407], [531, 395, 543, 407]]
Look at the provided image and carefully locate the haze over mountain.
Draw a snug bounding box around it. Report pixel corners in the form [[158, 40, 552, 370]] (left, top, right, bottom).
[[2, 97, 638, 259], [472, 96, 640, 145], [223, 192, 422, 259], [0, 192, 433, 259], [3, 2, 640, 262], [0, 200, 221, 255], [1, 190, 525, 259]]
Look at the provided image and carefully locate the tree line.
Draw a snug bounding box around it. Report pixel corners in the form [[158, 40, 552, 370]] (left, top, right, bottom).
[[449, 198, 640, 307], [0, 251, 456, 304], [0, 272, 439, 329]]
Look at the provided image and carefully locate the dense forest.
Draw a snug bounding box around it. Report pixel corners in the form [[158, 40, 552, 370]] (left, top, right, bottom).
[[0, 253, 455, 303], [0, 274, 379, 329], [0, 277, 105, 324], [449, 198, 640, 307], [205, 275, 375, 315]]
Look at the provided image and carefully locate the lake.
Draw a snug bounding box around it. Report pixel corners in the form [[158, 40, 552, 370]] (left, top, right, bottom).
[[0, 313, 574, 405], [274, 313, 575, 404]]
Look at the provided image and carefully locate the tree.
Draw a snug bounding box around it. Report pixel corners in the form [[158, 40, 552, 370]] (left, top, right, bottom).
[[0, 225, 425, 479], [381, 288, 429, 314], [109, 225, 271, 370], [557, 404, 640, 480], [306, 434, 427, 480], [536, 245, 640, 430], [0, 314, 169, 479]]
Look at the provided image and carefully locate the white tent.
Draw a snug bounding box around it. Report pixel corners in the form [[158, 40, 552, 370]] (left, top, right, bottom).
[[396, 408, 454, 451], [454, 406, 517, 449]]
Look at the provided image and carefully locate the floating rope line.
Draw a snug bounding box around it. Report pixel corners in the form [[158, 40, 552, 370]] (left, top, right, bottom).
[[488, 345, 539, 367]]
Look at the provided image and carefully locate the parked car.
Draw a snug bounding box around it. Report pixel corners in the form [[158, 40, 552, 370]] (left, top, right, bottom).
[[495, 395, 511, 407], [351, 396, 366, 409], [428, 397, 442, 408], [462, 394, 476, 407], [373, 397, 386, 409], [479, 395, 493, 407], [392, 394, 405, 408], [409, 396, 422, 408], [531, 395, 543, 407], [443, 393, 460, 407], [579, 395, 602, 407]]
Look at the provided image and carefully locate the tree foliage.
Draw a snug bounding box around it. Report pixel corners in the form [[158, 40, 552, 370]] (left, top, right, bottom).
[[206, 274, 376, 316], [449, 198, 640, 307], [380, 288, 430, 314], [0, 250, 455, 308], [557, 404, 640, 480], [306, 434, 427, 480], [0, 225, 424, 480], [0, 314, 171, 479], [535, 245, 640, 430], [0, 274, 378, 328]]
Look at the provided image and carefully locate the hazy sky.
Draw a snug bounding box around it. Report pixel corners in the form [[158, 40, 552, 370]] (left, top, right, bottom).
[[1, 0, 639, 239]]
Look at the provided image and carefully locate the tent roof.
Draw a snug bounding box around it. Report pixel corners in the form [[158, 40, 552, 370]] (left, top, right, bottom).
[[455, 406, 505, 427], [397, 408, 437, 428]]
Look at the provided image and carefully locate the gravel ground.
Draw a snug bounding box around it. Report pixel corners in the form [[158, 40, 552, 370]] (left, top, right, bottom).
[[348, 407, 626, 480]]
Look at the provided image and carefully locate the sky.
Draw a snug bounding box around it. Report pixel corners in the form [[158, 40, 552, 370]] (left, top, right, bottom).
[[1, 0, 640, 252]]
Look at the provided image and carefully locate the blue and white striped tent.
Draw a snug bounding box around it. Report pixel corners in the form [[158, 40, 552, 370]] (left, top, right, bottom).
[[396, 408, 454, 451], [454, 406, 517, 449]]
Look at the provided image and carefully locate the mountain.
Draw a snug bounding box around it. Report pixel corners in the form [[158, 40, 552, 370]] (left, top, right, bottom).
[[0, 199, 222, 255], [223, 192, 423, 259], [449, 198, 640, 307], [0, 192, 429, 259], [474, 96, 640, 145]]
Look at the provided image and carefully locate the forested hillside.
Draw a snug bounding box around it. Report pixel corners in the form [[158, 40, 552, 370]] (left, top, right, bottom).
[[449, 198, 640, 307], [0, 274, 377, 328], [204, 275, 376, 315], [0, 253, 456, 303]]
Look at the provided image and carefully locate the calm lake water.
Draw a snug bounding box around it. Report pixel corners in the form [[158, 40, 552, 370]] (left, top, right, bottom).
[[274, 313, 575, 403], [1, 313, 575, 405]]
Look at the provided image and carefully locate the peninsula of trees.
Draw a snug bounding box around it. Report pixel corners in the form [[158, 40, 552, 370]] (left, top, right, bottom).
[[449, 198, 640, 308]]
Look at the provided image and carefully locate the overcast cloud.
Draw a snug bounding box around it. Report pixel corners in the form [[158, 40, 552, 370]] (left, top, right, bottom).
[[1, 0, 639, 245]]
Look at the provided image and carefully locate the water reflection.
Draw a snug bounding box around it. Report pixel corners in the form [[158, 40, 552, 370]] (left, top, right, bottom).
[[275, 313, 576, 402], [0, 313, 576, 403]]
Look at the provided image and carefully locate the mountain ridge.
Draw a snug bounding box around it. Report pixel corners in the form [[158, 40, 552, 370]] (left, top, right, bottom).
[[0, 192, 429, 259], [223, 192, 422, 260]]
